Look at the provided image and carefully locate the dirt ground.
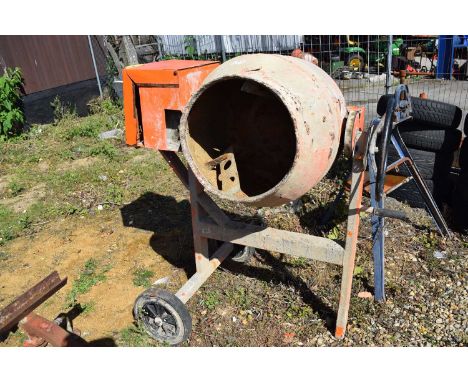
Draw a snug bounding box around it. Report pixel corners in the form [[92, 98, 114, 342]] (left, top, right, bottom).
[[1, 175, 466, 347], [0, 210, 189, 345]]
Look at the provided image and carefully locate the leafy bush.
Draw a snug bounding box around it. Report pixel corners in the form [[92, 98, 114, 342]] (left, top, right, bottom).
[[0, 68, 24, 140]]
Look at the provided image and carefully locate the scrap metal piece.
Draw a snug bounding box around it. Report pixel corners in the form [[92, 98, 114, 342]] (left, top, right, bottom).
[[20, 312, 87, 347], [0, 271, 67, 334]]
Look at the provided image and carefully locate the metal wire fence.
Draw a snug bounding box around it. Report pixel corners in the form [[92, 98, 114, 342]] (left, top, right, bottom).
[[148, 35, 468, 126]]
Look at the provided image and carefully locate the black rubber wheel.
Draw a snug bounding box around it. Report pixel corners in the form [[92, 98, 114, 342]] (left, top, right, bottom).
[[459, 139, 468, 170], [389, 179, 434, 209], [231, 245, 255, 263], [346, 54, 365, 72], [377, 95, 462, 129], [133, 288, 192, 345], [397, 124, 462, 153], [387, 146, 454, 180]]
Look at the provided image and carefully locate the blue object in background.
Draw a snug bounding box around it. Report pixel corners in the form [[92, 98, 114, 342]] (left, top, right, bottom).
[[436, 35, 468, 79]]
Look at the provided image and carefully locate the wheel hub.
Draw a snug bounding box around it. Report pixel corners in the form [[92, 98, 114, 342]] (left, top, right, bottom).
[[142, 301, 178, 338]]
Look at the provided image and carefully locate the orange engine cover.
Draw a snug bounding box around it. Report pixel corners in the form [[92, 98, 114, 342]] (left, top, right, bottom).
[[123, 60, 220, 150]]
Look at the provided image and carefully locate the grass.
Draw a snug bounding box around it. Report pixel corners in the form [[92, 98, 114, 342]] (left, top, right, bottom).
[[200, 290, 221, 310], [132, 267, 155, 288], [226, 287, 251, 310], [0, 96, 180, 246], [118, 325, 155, 347], [66, 258, 108, 306], [90, 141, 119, 160], [81, 301, 96, 315], [7, 181, 24, 196], [285, 304, 313, 320], [62, 119, 100, 140]]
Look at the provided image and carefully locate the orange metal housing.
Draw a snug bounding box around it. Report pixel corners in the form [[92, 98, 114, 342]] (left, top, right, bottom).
[[123, 60, 219, 150]]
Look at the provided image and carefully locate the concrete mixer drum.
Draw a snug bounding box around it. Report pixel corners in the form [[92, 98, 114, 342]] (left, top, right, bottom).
[[180, 54, 347, 207]]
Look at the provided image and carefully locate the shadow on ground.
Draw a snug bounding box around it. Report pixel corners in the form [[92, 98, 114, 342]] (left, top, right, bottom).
[[120, 191, 338, 334], [120, 192, 195, 276]]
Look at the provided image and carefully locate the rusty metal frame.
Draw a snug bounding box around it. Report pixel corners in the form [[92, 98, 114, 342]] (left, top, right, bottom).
[[0, 271, 67, 334], [160, 136, 366, 338], [20, 312, 87, 347], [0, 271, 89, 347]]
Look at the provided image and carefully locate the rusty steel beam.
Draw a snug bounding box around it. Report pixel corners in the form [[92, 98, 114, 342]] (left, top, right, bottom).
[[0, 271, 67, 334], [197, 218, 344, 266], [20, 312, 87, 347]]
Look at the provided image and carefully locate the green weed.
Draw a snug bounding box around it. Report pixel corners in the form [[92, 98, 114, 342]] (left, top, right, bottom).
[[50, 96, 76, 124], [118, 325, 154, 347], [132, 267, 155, 288], [91, 141, 118, 160], [88, 97, 121, 116], [288, 256, 309, 268], [0, 67, 24, 140], [18, 214, 32, 229], [226, 287, 250, 309], [286, 304, 312, 319], [8, 181, 24, 196], [106, 184, 124, 205], [81, 301, 96, 315], [327, 226, 340, 240], [62, 120, 100, 140], [66, 259, 108, 306], [420, 232, 438, 250], [200, 290, 221, 310]]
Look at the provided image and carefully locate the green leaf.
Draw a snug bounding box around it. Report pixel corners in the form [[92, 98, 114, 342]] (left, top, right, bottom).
[[353, 266, 363, 276]]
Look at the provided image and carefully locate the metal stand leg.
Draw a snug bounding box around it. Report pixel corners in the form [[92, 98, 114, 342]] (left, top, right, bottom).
[[335, 147, 365, 338], [369, 154, 385, 301], [159, 149, 365, 340], [188, 169, 211, 273]]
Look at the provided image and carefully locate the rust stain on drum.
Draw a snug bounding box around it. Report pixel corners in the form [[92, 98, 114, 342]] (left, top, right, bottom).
[[180, 54, 346, 207]]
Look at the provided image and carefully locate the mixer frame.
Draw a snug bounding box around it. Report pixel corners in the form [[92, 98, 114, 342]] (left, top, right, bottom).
[[132, 107, 367, 344]]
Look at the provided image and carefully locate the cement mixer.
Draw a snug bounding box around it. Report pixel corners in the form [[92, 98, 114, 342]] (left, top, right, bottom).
[[123, 54, 447, 345], [180, 54, 346, 206]]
